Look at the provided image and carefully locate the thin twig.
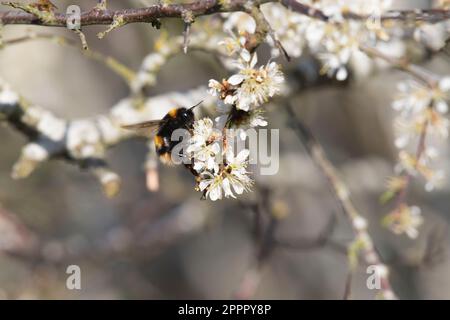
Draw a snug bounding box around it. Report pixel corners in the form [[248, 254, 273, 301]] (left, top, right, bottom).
[[286, 104, 397, 299], [2, 32, 136, 85], [343, 271, 352, 300], [360, 44, 439, 88]]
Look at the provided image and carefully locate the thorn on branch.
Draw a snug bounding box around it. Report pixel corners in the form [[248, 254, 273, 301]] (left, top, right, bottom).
[[182, 23, 191, 54], [150, 19, 162, 29], [94, 0, 107, 11], [97, 14, 126, 39], [11, 142, 49, 179], [96, 167, 121, 198], [81, 158, 121, 198], [73, 29, 89, 51], [181, 10, 195, 54], [273, 37, 290, 62], [248, 5, 290, 61]]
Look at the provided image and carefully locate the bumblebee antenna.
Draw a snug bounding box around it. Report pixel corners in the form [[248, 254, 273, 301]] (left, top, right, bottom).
[[189, 100, 203, 110]]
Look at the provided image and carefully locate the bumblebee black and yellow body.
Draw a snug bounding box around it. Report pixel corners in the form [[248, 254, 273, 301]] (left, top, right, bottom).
[[121, 102, 201, 165], [154, 107, 195, 165]]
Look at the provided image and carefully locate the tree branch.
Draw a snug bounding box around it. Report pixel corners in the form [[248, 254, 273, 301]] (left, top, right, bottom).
[[0, 0, 267, 26], [359, 44, 439, 88], [1, 0, 450, 28]]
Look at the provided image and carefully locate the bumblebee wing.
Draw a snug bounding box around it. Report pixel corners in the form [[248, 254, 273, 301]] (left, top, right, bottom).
[[120, 120, 162, 137]]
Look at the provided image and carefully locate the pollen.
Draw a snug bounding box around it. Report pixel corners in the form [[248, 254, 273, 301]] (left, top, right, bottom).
[[159, 152, 173, 165], [168, 108, 178, 118], [154, 135, 164, 148]]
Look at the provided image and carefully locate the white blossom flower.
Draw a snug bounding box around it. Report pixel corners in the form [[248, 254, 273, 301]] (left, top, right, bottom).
[[199, 173, 224, 201], [232, 52, 284, 111], [208, 50, 284, 111], [189, 118, 216, 145], [383, 205, 423, 239], [223, 148, 253, 194], [261, 3, 307, 58], [316, 25, 359, 81], [435, 77, 450, 113], [318, 52, 349, 81], [222, 12, 256, 34], [186, 118, 222, 174], [266, 0, 392, 81], [219, 33, 247, 56], [208, 79, 237, 105], [428, 110, 449, 139], [192, 143, 221, 173], [300, 0, 392, 16], [392, 81, 428, 115], [425, 169, 445, 192], [413, 22, 448, 51], [199, 149, 252, 201], [390, 76, 450, 197]]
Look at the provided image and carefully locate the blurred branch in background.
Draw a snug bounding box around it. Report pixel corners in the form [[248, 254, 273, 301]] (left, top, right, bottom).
[[286, 104, 397, 299], [234, 186, 340, 299], [4, 198, 211, 268], [0, 204, 36, 254]]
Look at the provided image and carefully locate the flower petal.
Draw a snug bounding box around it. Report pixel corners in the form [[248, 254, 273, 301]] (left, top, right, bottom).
[[228, 74, 245, 85], [236, 149, 250, 163], [240, 49, 251, 62], [222, 178, 235, 198], [208, 184, 222, 201], [250, 52, 258, 68]]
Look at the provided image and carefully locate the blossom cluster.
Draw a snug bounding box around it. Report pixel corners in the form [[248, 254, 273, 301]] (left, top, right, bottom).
[[186, 41, 284, 200], [394, 78, 450, 189], [209, 49, 284, 112], [218, 1, 450, 235], [382, 77, 450, 238], [382, 204, 423, 239], [223, 1, 393, 81], [186, 117, 253, 201]]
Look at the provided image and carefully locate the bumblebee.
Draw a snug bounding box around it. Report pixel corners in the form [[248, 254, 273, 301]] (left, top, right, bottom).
[[121, 101, 202, 164]]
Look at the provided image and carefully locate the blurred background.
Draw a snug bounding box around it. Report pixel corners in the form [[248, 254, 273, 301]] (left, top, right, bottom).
[[0, 0, 450, 299]]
